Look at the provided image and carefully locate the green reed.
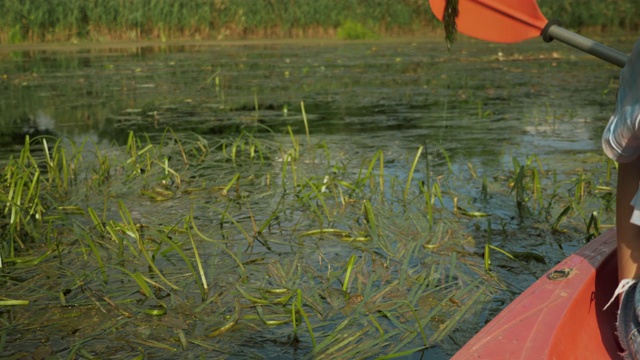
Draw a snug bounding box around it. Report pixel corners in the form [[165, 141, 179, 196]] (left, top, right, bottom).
[[507, 155, 547, 219], [540, 0, 640, 31], [0, 136, 79, 258], [1, 0, 637, 43], [0, 0, 435, 43], [404, 145, 423, 204]]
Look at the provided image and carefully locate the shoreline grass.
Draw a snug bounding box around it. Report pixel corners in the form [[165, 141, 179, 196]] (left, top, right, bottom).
[[0, 0, 638, 44]]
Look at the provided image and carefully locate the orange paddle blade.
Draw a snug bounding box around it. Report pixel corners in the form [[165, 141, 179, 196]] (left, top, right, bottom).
[[429, 0, 548, 43]]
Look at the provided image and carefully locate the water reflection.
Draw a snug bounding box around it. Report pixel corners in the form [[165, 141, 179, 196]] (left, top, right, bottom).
[[0, 38, 631, 169]]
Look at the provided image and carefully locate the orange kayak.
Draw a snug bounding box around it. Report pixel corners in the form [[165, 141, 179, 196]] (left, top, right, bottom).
[[452, 229, 622, 359]]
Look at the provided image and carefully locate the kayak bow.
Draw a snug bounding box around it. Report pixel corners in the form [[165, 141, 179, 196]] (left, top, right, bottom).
[[453, 229, 620, 359]]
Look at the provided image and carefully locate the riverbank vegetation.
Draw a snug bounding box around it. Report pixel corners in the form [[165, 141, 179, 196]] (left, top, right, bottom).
[[0, 0, 638, 44]]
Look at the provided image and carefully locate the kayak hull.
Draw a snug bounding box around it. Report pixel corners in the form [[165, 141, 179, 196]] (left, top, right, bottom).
[[452, 229, 621, 359]]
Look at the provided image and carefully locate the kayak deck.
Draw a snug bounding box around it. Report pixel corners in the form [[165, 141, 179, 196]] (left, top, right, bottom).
[[452, 229, 621, 359]]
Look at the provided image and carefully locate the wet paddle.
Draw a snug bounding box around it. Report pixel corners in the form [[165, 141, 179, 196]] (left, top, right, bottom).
[[429, 0, 628, 68]]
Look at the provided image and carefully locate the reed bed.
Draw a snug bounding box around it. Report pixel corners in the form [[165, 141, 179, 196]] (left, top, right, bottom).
[[0, 112, 616, 358], [0, 0, 637, 44]]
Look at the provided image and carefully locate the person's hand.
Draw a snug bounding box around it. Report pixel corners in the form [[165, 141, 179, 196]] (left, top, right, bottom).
[[602, 41, 640, 163]]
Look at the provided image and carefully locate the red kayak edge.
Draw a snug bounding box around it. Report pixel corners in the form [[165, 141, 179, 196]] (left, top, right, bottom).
[[452, 228, 621, 359]]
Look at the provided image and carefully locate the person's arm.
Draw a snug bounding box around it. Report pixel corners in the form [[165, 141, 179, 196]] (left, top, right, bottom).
[[602, 40, 640, 281], [617, 157, 640, 280]]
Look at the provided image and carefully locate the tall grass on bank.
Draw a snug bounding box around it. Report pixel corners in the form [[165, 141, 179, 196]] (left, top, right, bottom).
[[0, 0, 433, 43], [539, 0, 640, 32], [1, 0, 637, 44]]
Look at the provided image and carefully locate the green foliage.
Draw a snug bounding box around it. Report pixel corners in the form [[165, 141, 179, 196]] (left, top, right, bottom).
[[0, 0, 435, 42], [0, 136, 78, 258], [0, 0, 635, 43], [337, 19, 378, 40], [539, 0, 640, 31]]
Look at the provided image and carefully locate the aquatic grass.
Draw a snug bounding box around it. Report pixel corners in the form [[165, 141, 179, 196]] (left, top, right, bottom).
[[223, 130, 268, 166], [221, 173, 240, 196], [117, 216, 208, 301], [125, 130, 153, 168], [585, 211, 601, 242], [298, 178, 334, 226], [40, 136, 81, 193], [75, 223, 108, 283], [190, 216, 246, 277], [312, 318, 357, 356], [420, 179, 445, 230], [341, 254, 357, 292], [284, 151, 299, 191], [294, 289, 316, 349], [206, 202, 256, 247], [287, 125, 300, 162], [0, 128, 617, 359], [185, 221, 207, 293], [404, 145, 423, 204], [362, 200, 378, 238], [115, 199, 180, 290], [0, 136, 61, 258], [154, 157, 182, 187], [301, 101, 311, 147], [484, 244, 517, 272], [0, 298, 29, 306], [207, 305, 240, 337], [431, 279, 488, 343], [256, 194, 285, 236], [506, 155, 552, 219], [110, 264, 161, 301]]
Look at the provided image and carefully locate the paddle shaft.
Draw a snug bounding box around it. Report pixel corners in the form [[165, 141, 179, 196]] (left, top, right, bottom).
[[542, 21, 628, 68]]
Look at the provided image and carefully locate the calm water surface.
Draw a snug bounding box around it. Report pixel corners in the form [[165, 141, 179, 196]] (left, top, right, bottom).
[[0, 37, 630, 164], [0, 37, 634, 358]]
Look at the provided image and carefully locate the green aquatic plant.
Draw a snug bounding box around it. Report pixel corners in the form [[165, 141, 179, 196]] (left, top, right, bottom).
[[0, 136, 79, 258], [337, 19, 378, 40], [0, 124, 617, 359], [404, 145, 423, 204]]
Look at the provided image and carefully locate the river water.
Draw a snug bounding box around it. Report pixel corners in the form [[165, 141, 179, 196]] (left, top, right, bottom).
[[0, 36, 635, 358], [0, 37, 630, 163]]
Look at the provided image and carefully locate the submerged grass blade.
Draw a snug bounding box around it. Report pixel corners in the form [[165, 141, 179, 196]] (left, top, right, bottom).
[[208, 204, 254, 246], [190, 218, 246, 276], [301, 100, 311, 146], [377, 346, 430, 360], [404, 146, 423, 203], [342, 254, 357, 292], [0, 299, 30, 306], [296, 289, 316, 349], [115, 201, 180, 290], [186, 214, 208, 292], [363, 200, 377, 236], [222, 173, 240, 196], [77, 224, 107, 283], [110, 265, 162, 300], [208, 304, 240, 337]]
